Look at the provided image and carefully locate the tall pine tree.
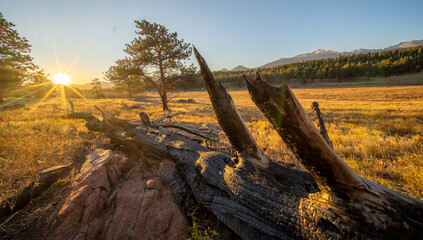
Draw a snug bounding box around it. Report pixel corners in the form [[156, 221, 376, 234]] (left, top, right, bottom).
[[0, 13, 43, 103], [124, 20, 195, 110]]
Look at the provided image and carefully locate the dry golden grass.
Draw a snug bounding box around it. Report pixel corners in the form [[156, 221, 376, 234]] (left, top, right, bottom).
[[1, 85, 422, 203]]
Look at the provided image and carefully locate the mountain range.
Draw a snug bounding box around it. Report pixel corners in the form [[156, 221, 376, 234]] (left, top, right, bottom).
[[227, 40, 423, 71], [72, 81, 115, 89]]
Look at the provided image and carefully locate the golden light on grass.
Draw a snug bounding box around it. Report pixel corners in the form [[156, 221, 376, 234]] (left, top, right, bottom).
[[51, 73, 71, 85], [68, 85, 87, 99], [29, 72, 88, 109]]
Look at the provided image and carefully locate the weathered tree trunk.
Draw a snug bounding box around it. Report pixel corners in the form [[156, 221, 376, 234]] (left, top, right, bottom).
[[159, 92, 168, 111], [0, 164, 72, 219], [311, 101, 333, 150], [127, 83, 132, 98]]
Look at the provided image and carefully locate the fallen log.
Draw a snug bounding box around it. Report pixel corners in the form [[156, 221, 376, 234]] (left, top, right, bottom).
[[0, 164, 72, 219]]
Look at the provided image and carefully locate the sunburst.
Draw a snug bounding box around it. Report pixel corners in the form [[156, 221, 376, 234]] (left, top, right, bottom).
[[1, 63, 88, 112], [51, 73, 71, 85], [28, 73, 87, 111]]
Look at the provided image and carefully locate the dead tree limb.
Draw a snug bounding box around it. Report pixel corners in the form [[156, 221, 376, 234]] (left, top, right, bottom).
[[194, 47, 271, 170], [152, 111, 182, 125], [138, 110, 212, 140], [243, 72, 366, 197], [241, 70, 422, 237], [68, 99, 74, 113], [157, 122, 211, 140], [311, 101, 334, 150], [139, 112, 152, 127], [53, 99, 74, 114], [0, 164, 72, 219]]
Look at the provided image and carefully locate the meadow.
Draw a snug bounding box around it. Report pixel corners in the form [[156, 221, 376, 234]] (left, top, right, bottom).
[[1, 84, 422, 204]]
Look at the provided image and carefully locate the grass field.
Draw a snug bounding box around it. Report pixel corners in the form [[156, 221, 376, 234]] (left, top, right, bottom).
[[1, 84, 422, 203]]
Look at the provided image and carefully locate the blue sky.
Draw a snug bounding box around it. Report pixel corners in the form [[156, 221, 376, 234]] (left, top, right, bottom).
[[1, 0, 423, 84]]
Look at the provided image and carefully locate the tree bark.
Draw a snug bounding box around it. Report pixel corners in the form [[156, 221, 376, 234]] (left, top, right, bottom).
[[158, 56, 169, 111], [127, 83, 132, 98], [243, 73, 366, 197]]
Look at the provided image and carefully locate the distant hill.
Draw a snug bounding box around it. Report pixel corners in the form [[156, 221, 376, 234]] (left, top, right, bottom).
[[259, 49, 347, 69], [228, 40, 423, 71], [384, 40, 423, 50], [213, 44, 423, 88], [231, 65, 250, 71], [73, 81, 114, 90]]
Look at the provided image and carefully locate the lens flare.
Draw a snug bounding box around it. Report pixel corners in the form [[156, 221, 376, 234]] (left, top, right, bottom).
[[52, 73, 71, 85]]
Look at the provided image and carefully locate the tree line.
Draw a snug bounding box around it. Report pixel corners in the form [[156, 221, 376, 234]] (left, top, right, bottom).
[[213, 46, 423, 86]]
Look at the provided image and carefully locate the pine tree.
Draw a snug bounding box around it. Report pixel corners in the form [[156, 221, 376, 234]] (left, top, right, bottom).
[[0, 13, 42, 103], [124, 20, 195, 110], [104, 58, 141, 98], [91, 78, 103, 98]]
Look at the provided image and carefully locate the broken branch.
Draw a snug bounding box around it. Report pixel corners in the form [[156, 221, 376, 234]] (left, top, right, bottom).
[[152, 111, 182, 125], [311, 101, 334, 150]]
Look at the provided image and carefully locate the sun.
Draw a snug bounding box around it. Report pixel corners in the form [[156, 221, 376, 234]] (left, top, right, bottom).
[[51, 73, 71, 85]]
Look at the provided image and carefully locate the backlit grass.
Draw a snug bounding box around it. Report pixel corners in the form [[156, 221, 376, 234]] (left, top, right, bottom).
[[1, 85, 422, 202]]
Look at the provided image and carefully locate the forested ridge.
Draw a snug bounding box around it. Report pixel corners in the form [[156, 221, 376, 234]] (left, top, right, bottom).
[[213, 46, 423, 86]]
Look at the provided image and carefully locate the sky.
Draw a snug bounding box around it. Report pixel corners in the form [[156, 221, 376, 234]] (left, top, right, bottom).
[[1, 0, 423, 84]]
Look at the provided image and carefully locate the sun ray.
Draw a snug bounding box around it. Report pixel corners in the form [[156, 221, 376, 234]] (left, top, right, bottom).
[[0, 95, 26, 106], [0, 65, 48, 79], [68, 85, 87, 99], [60, 84, 68, 114], [36, 59, 56, 75], [31, 84, 58, 110], [3, 85, 50, 107], [1, 80, 55, 107], [63, 52, 84, 76], [51, 39, 62, 74], [22, 81, 52, 89]]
